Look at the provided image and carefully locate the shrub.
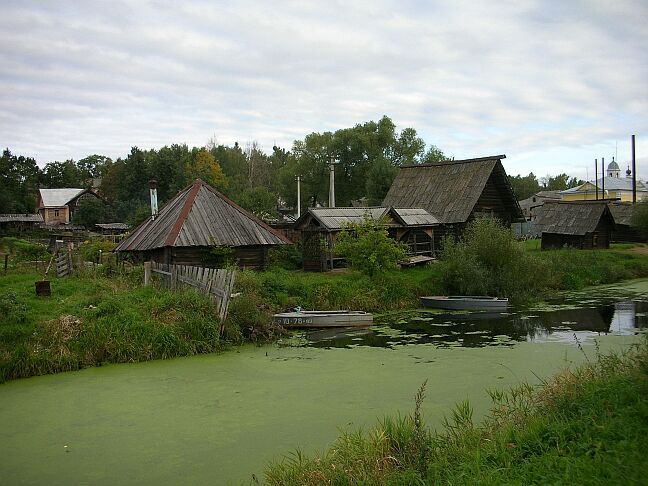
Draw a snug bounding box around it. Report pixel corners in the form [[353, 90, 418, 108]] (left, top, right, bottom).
[[80, 239, 117, 262], [438, 218, 548, 302], [335, 217, 408, 277]]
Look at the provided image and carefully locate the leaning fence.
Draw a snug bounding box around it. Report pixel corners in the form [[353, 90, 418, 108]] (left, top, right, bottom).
[[144, 262, 236, 326]]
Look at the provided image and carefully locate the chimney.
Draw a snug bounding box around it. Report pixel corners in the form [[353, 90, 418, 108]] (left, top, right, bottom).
[[329, 157, 336, 208], [149, 179, 158, 220]]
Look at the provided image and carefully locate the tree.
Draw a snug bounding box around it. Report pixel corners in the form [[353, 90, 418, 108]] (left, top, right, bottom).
[[631, 201, 648, 239], [40, 159, 83, 188], [335, 217, 408, 276], [186, 149, 228, 190], [0, 148, 39, 213], [509, 173, 541, 200], [238, 186, 278, 220], [72, 198, 106, 228]]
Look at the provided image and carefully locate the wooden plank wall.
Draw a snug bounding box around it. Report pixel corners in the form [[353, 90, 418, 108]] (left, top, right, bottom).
[[148, 262, 236, 324]]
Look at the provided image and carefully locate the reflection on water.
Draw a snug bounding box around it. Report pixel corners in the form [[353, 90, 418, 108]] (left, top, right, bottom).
[[297, 300, 648, 350]]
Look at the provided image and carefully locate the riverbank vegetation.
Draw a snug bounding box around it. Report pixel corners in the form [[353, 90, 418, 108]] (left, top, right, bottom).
[[265, 335, 648, 485], [2, 230, 648, 382]]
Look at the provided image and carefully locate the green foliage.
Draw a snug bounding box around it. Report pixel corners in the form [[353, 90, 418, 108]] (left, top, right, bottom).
[[0, 148, 39, 213], [335, 217, 408, 276], [439, 219, 548, 301], [72, 197, 107, 228], [203, 246, 237, 268], [0, 237, 49, 262], [0, 272, 226, 382], [79, 239, 117, 262], [508, 172, 541, 200], [238, 186, 278, 220], [268, 243, 302, 270], [631, 200, 648, 239]]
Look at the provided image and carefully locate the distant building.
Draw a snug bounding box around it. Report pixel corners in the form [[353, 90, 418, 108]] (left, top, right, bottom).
[[0, 214, 43, 233], [115, 179, 290, 270], [561, 158, 647, 202], [518, 190, 562, 221], [607, 202, 643, 243], [36, 188, 100, 225]]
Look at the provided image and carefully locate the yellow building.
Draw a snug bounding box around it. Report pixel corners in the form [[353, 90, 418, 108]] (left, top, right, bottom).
[[561, 159, 647, 202]]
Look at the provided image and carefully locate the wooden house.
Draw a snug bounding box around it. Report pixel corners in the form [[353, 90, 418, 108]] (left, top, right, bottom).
[[293, 207, 439, 272], [37, 188, 101, 225], [114, 179, 290, 270], [382, 155, 523, 240], [608, 202, 643, 243], [535, 201, 615, 250]]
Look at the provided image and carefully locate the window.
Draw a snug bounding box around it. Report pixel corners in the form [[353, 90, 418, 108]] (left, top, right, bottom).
[[54, 209, 60, 217]]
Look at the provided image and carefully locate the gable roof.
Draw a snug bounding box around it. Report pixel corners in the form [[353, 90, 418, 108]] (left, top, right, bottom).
[[293, 207, 439, 231], [562, 178, 648, 194], [38, 188, 86, 207], [115, 179, 289, 252], [382, 155, 522, 224], [535, 201, 613, 236]]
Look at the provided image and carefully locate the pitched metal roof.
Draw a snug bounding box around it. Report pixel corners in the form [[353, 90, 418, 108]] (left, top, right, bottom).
[[561, 178, 648, 194], [297, 207, 392, 231], [38, 188, 86, 207], [0, 214, 43, 223], [535, 201, 612, 235], [96, 223, 130, 230], [115, 180, 289, 252], [382, 155, 522, 224], [392, 208, 440, 226], [293, 206, 439, 231]]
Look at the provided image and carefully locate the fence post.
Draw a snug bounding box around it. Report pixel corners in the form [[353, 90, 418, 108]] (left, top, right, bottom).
[[144, 261, 151, 286], [4, 254, 8, 274]]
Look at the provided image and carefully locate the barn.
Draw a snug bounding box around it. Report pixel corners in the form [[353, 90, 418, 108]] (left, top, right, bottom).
[[115, 179, 290, 269], [535, 201, 615, 250]]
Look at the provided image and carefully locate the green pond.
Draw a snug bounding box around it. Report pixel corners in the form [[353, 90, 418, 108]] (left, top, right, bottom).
[[1, 281, 647, 485]]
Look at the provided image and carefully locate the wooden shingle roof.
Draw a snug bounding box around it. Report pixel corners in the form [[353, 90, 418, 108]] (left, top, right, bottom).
[[382, 155, 522, 224], [115, 180, 289, 252], [607, 202, 635, 226], [535, 201, 612, 235], [293, 207, 439, 231]]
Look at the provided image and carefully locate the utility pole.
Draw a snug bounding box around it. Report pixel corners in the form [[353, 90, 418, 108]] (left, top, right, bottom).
[[295, 175, 302, 217], [632, 135, 637, 203], [329, 157, 337, 208], [595, 159, 598, 200]]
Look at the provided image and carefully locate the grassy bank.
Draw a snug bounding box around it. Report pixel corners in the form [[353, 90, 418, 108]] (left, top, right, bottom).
[[2, 240, 648, 382], [0, 272, 230, 382], [265, 336, 648, 485]]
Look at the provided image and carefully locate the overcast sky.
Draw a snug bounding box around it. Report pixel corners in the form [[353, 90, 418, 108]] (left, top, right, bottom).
[[1, 0, 646, 180]]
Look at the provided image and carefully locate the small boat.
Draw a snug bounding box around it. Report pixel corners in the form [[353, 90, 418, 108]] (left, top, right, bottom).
[[273, 310, 373, 328], [420, 296, 508, 311]]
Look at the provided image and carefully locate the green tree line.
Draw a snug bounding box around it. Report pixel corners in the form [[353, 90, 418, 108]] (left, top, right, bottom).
[[2, 115, 586, 226]]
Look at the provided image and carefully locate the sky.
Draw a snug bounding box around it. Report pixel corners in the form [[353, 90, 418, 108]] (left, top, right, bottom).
[[1, 0, 647, 180]]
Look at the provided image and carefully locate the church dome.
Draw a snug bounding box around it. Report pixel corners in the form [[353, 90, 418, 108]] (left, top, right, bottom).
[[608, 159, 620, 171]]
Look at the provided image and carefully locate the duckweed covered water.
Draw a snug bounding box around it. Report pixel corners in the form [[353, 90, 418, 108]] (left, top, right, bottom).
[[0, 280, 646, 485]]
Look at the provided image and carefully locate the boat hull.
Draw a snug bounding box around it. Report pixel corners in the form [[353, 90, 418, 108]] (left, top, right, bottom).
[[420, 296, 508, 311], [273, 311, 373, 328]]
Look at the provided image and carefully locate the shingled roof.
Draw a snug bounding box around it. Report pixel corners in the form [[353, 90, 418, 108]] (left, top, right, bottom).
[[607, 202, 635, 226], [293, 207, 439, 231], [535, 201, 613, 235], [115, 180, 289, 252], [382, 155, 522, 224]]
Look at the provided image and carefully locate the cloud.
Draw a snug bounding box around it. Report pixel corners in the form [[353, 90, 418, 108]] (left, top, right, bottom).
[[0, 0, 646, 181]]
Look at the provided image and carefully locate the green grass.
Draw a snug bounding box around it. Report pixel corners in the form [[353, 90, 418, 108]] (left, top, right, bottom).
[[0, 272, 227, 382], [265, 336, 648, 485]]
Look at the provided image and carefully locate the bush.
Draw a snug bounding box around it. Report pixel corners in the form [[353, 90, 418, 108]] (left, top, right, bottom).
[[438, 218, 548, 302], [80, 239, 117, 263], [335, 217, 408, 277]]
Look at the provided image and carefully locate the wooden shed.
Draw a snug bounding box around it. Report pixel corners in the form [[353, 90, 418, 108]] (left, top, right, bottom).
[[382, 155, 523, 239], [535, 201, 615, 250], [115, 179, 290, 269], [608, 202, 643, 243], [293, 207, 439, 272]]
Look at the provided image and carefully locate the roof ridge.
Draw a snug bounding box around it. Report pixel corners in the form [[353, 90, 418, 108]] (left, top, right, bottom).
[[164, 180, 202, 246], [400, 155, 505, 169]]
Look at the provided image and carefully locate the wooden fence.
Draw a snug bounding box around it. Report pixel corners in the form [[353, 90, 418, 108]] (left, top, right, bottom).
[[145, 262, 236, 325]]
